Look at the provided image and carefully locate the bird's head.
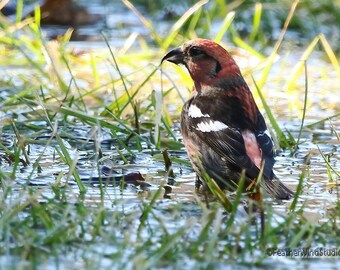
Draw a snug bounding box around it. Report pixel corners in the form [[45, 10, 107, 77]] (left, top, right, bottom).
[[161, 39, 241, 92]]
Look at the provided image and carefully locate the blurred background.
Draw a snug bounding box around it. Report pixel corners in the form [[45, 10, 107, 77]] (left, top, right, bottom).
[[1, 0, 339, 51]]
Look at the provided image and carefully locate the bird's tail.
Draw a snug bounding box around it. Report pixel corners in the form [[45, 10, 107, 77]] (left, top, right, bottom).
[[261, 176, 294, 200]]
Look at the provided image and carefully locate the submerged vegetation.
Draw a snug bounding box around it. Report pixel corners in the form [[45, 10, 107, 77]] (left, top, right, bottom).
[[0, 0, 339, 269]]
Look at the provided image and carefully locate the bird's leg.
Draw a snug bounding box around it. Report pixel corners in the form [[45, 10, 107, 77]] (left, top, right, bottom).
[[248, 190, 265, 241], [195, 175, 210, 208], [203, 189, 210, 209], [195, 175, 202, 191], [245, 178, 257, 192]]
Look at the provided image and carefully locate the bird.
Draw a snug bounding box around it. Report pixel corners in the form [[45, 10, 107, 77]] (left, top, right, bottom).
[[161, 39, 294, 201]]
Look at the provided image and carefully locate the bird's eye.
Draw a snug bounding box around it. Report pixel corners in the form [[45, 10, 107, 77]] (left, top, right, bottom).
[[189, 46, 205, 57]]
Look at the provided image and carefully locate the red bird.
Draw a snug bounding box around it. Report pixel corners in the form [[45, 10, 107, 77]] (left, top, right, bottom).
[[161, 39, 293, 200]]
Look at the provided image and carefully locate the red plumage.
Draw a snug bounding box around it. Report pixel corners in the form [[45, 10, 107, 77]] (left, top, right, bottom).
[[161, 39, 293, 200]]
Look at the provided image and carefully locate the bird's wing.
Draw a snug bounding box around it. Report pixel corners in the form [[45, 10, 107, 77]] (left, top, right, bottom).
[[184, 95, 275, 180], [187, 117, 261, 179]]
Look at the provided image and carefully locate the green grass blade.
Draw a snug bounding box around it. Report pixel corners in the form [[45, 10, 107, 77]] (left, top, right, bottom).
[[305, 113, 340, 128], [249, 3, 262, 43], [295, 61, 308, 148], [231, 35, 265, 59], [288, 222, 312, 247], [226, 171, 246, 228], [214, 11, 235, 43], [153, 89, 163, 149], [187, 7, 202, 34], [162, 0, 209, 50], [137, 186, 164, 239], [317, 145, 340, 178], [252, 76, 292, 149], [15, 0, 23, 23], [103, 108, 151, 144], [103, 66, 158, 117], [290, 161, 307, 212], [201, 171, 233, 213], [122, 0, 162, 45], [285, 36, 319, 93], [319, 34, 340, 78], [54, 132, 86, 193], [46, 105, 127, 133]]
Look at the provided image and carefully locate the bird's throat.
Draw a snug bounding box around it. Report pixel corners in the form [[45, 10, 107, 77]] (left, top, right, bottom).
[[194, 81, 202, 93]]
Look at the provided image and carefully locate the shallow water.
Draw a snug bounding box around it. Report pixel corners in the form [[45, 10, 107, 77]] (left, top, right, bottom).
[[3, 111, 338, 220]]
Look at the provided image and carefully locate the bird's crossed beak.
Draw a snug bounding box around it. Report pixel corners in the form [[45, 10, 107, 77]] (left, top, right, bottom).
[[161, 47, 184, 65]]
